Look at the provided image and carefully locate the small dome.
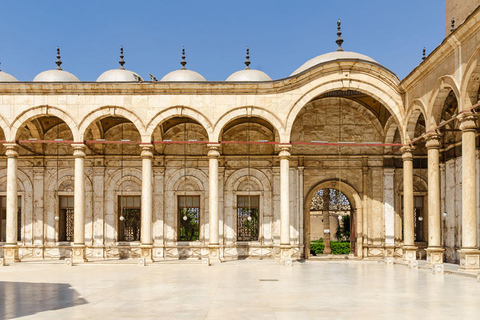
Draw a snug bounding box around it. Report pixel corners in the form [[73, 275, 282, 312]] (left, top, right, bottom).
[[161, 69, 206, 82], [0, 70, 18, 82], [33, 47, 79, 82], [290, 51, 377, 76], [226, 69, 271, 82], [291, 20, 378, 76], [96, 46, 143, 82], [97, 69, 143, 82], [34, 69, 79, 82], [226, 47, 271, 82], [160, 47, 206, 82]]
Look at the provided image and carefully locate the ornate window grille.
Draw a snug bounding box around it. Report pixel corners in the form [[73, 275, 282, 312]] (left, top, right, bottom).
[[237, 195, 259, 241], [0, 196, 22, 242], [59, 196, 74, 241], [178, 195, 200, 241], [118, 196, 141, 242]]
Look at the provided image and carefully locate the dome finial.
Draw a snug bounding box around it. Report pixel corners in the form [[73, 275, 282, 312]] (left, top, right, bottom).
[[451, 18, 455, 32], [181, 46, 187, 70], [245, 46, 251, 70], [55, 47, 63, 70], [119, 46, 125, 70], [336, 19, 344, 52], [0, 62, 2, 72], [422, 47, 426, 61]]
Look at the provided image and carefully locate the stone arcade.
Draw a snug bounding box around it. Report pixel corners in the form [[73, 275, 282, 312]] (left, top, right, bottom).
[[1, 1, 480, 271]]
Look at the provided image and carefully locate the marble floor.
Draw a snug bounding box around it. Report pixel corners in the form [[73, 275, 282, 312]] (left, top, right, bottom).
[[0, 260, 479, 319]]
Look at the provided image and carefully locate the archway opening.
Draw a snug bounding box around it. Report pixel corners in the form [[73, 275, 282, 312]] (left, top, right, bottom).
[[309, 188, 354, 256]]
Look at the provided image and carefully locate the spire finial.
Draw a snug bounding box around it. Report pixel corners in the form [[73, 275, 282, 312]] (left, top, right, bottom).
[[181, 46, 187, 70], [422, 47, 426, 61], [336, 19, 344, 52], [451, 18, 455, 32], [55, 46, 62, 70], [245, 46, 251, 69], [0, 62, 2, 72], [119, 46, 125, 69]]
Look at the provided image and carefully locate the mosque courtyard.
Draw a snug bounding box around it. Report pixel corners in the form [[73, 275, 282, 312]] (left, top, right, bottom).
[[0, 260, 479, 319]]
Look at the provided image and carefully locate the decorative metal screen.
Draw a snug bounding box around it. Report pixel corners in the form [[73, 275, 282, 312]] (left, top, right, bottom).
[[118, 196, 141, 241], [59, 196, 74, 241], [237, 195, 259, 241], [178, 196, 200, 241]]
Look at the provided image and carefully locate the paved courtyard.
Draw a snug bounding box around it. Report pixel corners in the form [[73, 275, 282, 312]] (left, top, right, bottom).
[[0, 260, 479, 319]]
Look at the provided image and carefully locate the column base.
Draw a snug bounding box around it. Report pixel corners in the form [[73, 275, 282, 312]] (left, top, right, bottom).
[[279, 245, 293, 265], [140, 245, 153, 262], [3, 245, 20, 264], [208, 245, 221, 264], [72, 245, 87, 264], [458, 248, 480, 271], [425, 247, 444, 266], [402, 245, 418, 262]]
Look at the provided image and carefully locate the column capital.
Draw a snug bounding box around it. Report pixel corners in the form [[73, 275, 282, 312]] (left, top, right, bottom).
[[458, 113, 478, 132], [3, 143, 19, 158], [401, 145, 415, 161], [140, 144, 154, 159], [278, 144, 292, 159], [207, 143, 221, 158], [72, 144, 86, 158], [424, 132, 441, 149]]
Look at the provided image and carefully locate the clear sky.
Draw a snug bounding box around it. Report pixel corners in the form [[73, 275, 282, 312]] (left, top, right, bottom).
[[0, 0, 444, 82]]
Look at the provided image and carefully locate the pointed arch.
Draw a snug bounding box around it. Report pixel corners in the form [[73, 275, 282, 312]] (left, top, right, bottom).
[[405, 99, 427, 141], [461, 46, 480, 109]]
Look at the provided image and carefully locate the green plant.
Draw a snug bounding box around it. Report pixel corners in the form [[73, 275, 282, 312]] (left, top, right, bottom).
[[310, 238, 351, 255], [335, 215, 351, 242]]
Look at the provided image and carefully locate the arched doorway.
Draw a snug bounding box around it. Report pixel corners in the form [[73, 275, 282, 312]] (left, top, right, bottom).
[[304, 180, 363, 259], [309, 188, 354, 256]]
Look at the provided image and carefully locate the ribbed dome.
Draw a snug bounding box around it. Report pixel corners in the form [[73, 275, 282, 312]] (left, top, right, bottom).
[[34, 47, 80, 82], [97, 69, 143, 82], [0, 70, 18, 82], [226, 69, 271, 82], [290, 51, 377, 76], [96, 46, 143, 82], [34, 69, 79, 82], [161, 69, 206, 82], [160, 47, 207, 82]]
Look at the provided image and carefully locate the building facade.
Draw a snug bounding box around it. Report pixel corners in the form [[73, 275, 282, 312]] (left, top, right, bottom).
[[1, 1, 480, 269]]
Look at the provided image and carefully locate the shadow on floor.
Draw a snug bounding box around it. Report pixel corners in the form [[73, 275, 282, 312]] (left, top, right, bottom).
[[0, 281, 87, 319]]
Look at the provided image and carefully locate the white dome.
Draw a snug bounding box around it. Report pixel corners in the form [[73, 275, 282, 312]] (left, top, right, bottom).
[[160, 69, 206, 82], [97, 69, 143, 82], [33, 69, 79, 82], [291, 51, 378, 76], [0, 71, 18, 82], [226, 69, 271, 82]]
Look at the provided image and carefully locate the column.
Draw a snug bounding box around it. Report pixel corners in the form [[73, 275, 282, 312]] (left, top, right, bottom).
[[207, 144, 221, 263], [72, 144, 87, 263], [458, 114, 480, 270], [279, 145, 292, 261], [383, 168, 395, 261], [361, 158, 369, 257], [401, 146, 417, 264], [3, 144, 19, 264], [140, 144, 154, 261], [425, 133, 444, 266]]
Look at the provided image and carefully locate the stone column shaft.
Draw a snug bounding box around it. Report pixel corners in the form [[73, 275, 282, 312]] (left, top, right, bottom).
[[208, 144, 221, 263], [140, 145, 154, 261], [72, 144, 87, 262], [279, 145, 291, 246], [3, 144, 19, 263], [425, 134, 444, 265], [401, 146, 417, 263], [458, 114, 480, 270]]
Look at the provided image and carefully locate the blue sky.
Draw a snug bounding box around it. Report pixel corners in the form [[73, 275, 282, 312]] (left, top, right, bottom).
[[0, 0, 444, 81]]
